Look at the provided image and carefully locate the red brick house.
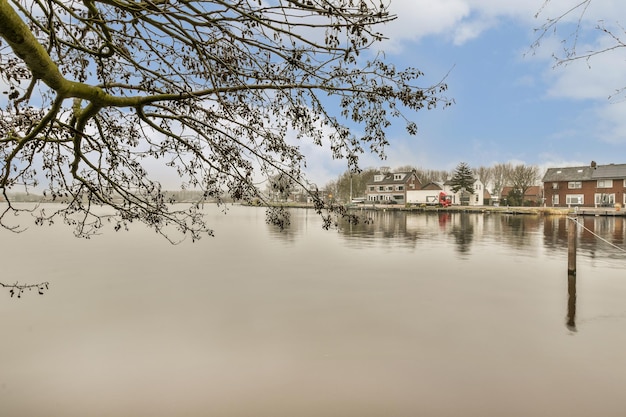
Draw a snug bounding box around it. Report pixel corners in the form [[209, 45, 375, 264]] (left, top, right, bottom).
[[542, 162, 626, 207], [365, 170, 421, 204]]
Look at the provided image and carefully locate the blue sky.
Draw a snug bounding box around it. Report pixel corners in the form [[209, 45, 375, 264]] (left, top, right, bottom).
[[3, 0, 625, 191], [304, 0, 626, 186]]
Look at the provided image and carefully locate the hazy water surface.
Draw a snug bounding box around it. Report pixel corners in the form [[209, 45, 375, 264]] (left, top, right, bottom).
[[1, 205, 626, 417]]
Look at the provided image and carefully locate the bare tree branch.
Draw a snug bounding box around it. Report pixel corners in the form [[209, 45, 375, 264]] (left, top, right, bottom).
[[0, 0, 452, 253]]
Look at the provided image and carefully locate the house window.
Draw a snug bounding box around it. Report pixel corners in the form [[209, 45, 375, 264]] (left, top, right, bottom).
[[552, 195, 559, 205], [369, 186, 375, 192], [597, 179, 613, 188], [409, 183, 415, 189], [568, 181, 582, 189], [397, 186, 404, 191], [595, 193, 615, 207], [393, 174, 403, 181], [565, 194, 584, 205], [552, 183, 559, 190], [387, 186, 394, 191], [378, 186, 384, 191], [374, 175, 384, 182]]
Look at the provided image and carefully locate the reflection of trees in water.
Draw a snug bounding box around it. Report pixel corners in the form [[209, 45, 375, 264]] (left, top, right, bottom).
[[336, 210, 422, 248], [543, 216, 568, 251], [264, 207, 305, 243], [271, 209, 626, 260], [450, 212, 474, 253], [496, 214, 541, 249]]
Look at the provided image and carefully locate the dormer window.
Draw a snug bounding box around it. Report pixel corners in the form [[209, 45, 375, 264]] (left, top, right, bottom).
[[393, 174, 403, 181]]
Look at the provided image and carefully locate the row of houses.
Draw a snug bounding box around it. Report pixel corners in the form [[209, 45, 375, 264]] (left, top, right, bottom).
[[363, 162, 626, 208], [364, 170, 486, 206]]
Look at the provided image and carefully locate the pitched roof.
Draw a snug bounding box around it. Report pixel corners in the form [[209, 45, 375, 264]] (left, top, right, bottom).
[[366, 171, 417, 185], [543, 163, 626, 182], [421, 182, 444, 190], [542, 166, 594, 182], [591, 163, 626, 179]]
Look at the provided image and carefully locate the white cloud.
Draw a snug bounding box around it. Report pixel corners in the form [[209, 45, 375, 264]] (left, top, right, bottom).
[[382, 0, 626, 50], [592, 101, 626, 144], [388, 0, 471, 37], [381, 0, 537, 49], [452, 18, 492, 45], [545, 48, 626, 101]]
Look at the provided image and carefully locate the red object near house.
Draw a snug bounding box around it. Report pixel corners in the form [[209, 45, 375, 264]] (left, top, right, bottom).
[[439, 192, 452, 207]]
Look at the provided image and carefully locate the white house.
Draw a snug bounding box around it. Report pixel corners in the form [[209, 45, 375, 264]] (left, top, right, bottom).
[[443, 178, 484, 206]]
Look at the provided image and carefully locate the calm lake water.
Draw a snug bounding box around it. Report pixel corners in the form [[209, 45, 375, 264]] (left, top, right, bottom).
[[1, 204, 626, 417]]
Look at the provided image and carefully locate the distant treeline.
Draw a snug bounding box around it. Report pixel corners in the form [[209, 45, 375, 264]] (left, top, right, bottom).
[[2, 190, 222, 204], [324, 163, 541, 204]]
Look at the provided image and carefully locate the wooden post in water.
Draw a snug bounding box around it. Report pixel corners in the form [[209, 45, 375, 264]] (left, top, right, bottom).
[[566, 273, 577, 332], [568, 216, 577, 275]]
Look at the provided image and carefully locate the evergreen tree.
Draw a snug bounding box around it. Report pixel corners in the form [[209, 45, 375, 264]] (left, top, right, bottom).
[[449, 162, 475, 194]]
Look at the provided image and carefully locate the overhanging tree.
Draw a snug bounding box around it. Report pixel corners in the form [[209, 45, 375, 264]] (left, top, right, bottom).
[[534, 0, 626, 97], [0, 0, 452, 243], [267, 173, 295, 202]]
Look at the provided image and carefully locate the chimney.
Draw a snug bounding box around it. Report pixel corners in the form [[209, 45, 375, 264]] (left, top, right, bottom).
[[590, 160, 597, 169]]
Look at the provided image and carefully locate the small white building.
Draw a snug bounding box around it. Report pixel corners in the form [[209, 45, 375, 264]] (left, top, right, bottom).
[[443, 178, 484, 206]]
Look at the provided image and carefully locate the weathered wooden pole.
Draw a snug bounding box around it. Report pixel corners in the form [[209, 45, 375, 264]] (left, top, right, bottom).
[[566, 273, 577, 332], [568, 216, 577, 275]]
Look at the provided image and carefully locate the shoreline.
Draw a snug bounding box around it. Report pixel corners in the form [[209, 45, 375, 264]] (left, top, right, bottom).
[[258, 202, 626, 217]]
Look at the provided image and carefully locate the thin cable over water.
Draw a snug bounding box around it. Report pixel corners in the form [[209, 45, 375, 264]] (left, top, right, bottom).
[[568, 216, 626, 253]]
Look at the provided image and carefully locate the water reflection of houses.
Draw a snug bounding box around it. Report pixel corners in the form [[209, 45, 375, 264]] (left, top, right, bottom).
[[336, 210, 422, 248], [495, 214, 542, 249], [336, 211, 488, 252], [543, 215, 626, 260], [332, 209, 626, 261]]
